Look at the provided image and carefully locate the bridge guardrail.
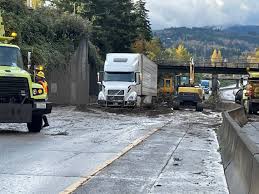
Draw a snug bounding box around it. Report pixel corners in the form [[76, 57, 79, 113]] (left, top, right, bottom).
[[219, 107, 259, 194]]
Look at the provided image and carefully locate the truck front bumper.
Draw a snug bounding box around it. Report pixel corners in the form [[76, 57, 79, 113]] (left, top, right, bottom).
[[0, 104, 32, 123], [249, 99, 259, 103], [98, 100, 136, 107], [33, 101, 52, 115], [0, 101, 52, 123], [175, 93, 202, 106]]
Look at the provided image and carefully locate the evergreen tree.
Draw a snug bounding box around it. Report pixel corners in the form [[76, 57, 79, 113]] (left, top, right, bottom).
[[51, 0, 143, 57], [134, 0, 152, 41], [90, 0, 137, 55]]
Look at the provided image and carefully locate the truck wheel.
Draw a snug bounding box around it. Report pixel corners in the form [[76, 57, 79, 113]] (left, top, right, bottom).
[[27, 115, 43, 133], [196, 103, 203, 112], [173, 101, 180, 110]]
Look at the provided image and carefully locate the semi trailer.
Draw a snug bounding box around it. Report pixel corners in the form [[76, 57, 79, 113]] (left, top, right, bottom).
[[98, 53, 158, 107]]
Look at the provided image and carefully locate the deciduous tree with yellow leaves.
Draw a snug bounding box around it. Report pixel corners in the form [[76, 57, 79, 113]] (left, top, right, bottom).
[[165, 44, 191, 62], [211, 49, 223, 63], [247, 48, 259, 63], [131, 37, 163, 60], [25, 0, 43, 9]]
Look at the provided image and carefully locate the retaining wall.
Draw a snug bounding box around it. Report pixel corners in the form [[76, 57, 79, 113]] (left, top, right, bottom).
[[219, 107, 259, 194], [47, 39, 98, 105]]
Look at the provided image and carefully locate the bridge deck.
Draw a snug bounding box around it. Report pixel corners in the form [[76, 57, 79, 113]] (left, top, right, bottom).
[[157, 60, 259, 74]]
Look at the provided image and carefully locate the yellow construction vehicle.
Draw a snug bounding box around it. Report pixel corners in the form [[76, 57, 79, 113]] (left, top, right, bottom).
[[159, 75, 174, 102], [0, 13, 52, 132], [242, 71, 259, 114], [173, 58, 204, 111]]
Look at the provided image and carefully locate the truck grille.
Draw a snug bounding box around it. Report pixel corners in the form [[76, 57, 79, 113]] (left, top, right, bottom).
[[108, 90, 124, 95], [107, 96, 124, 101], [0, 77, 30, 103]]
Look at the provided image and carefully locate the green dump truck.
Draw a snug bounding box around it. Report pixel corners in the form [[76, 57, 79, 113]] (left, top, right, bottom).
[[0, 15, 52, 132]]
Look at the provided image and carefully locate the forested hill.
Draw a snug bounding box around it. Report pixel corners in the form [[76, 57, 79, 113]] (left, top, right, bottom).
[[154, 26, 259, 58]]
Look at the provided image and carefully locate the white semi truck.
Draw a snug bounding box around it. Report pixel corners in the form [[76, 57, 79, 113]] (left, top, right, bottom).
[[98, 53, 158, 107]]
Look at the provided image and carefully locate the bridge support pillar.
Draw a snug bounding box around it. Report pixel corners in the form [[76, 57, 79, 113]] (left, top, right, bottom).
[[212, 74, 219, 96], [175, 74, 181, 95]]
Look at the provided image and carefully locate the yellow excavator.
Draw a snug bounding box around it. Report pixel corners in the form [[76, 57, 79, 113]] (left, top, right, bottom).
[[173, 58, 204, 111]]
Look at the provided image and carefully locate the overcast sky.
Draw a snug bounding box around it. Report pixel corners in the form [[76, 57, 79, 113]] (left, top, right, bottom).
[[145, 0, 259, 30]]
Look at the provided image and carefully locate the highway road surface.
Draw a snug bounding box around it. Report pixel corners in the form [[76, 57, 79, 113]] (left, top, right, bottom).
[[0, 106, 228, 193]]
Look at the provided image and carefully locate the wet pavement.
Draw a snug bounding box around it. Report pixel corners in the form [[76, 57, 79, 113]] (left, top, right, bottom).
[[0, 106, 170, 194], [0, 107, 228, 193], [242, 119, 259, 146], [74, 110, 228, 194]]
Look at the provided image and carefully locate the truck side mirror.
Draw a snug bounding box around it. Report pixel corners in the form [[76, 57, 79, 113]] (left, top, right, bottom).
[[27, 51, 32, 70], [97, 71, 104, 83]]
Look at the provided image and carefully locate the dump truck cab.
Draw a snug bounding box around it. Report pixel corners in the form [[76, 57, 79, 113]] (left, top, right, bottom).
[[0, 43, 52, 132], [159, 76, 174, 95], [173, 86, 204, 111], [242, 71, 259, 114]]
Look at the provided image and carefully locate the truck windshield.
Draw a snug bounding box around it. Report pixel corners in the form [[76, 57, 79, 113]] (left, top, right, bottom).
[[0, 46, 24, 68], [104, 72, 135, 82]]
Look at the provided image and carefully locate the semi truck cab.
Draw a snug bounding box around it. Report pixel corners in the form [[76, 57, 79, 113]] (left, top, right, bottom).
[[98, 54, 141, 107]]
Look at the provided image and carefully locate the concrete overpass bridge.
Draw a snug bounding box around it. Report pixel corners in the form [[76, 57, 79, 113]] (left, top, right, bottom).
[[156, 59, 259, 94], [157, 59, 259, 75]]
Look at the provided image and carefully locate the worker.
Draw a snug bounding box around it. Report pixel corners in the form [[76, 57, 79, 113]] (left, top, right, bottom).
[[36, 71, 49, 127], [36, 71, 48, 94]]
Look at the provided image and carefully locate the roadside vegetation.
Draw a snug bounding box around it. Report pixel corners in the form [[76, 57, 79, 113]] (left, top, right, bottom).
[[0, 0, 91, 69], [0, 0, 153, 69]]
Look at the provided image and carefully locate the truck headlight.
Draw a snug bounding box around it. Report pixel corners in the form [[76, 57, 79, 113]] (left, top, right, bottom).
[[33, 88, 44, 96], [128, 96, 134, 101], [98, 92, 106, 101]]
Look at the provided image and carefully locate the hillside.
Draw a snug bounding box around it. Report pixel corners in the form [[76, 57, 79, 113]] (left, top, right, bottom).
[[154, 26, 259, 58]]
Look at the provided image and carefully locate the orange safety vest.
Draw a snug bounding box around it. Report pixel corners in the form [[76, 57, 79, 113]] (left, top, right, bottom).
[[38, 80, 48, 94]]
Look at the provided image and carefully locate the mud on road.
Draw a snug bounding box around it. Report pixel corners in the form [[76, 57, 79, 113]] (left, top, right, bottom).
[[78, 104, 175, 117], [0, 106, 227, 194]]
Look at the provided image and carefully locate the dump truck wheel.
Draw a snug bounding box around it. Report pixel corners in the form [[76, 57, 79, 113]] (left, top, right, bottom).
[[173, 101, 180, 110], [27, 115, 43, 133], [196, 103, 203, 112]]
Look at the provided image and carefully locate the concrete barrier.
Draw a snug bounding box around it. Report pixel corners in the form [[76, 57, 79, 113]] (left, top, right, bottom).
[[219, 107, 259, 194]]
